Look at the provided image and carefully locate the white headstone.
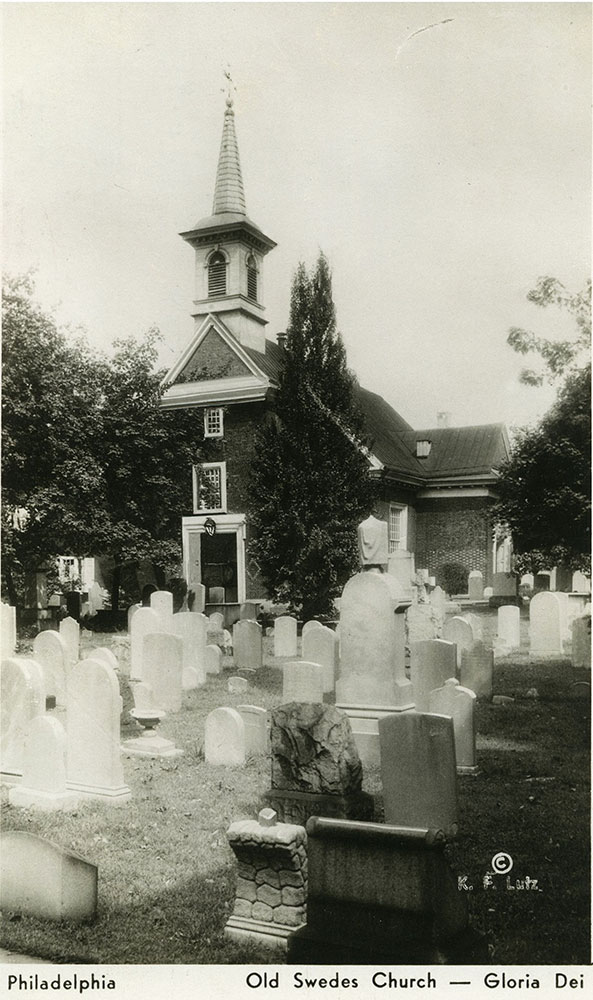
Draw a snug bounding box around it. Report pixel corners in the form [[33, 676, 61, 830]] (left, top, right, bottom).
[[429, 678, 477, 772], [205, 644, 223, 675], [9, 715, 79, 810], [468, 570, 484, 601], [387, 549, 415, 599], [274, 616, 298, 658], [172, 612, 207, 689], [130, 607, 162, 681], [429, 585, 447, 634], [150, 591, 174, 633], [133, 681, 155, 710], [142, 633, 183, 713], [233, 620, 263, 671], [59, 617, 80, 668], [572, 571, 591, 594], [283, 661, 325, 703], [529, 592, 563, 656], [204, 707, 245, 766], [302, 619, 324, 639], [496, 605, 521, 653], [209, 612, 224, 630], [554, 591, 571, 641], [442, 617, 475, 669], [483, 586, 494, 599], [190, 583, 206, 613], [459, 640, 493, 698], [88, 582, 104, 615], [571, 615, 591, 669], [237, 705, 268, 754], [228, 675, 249, 694], [32, 630, 69, 704], [405, 603, 439, 644], [302, 625, 339, 693], [66, 658, 130, 802], [1, 658, 46, 777], [409, 639, 457, 712], [84, 647, 119, 671], [1, 603, 17, 658], [127, 603, 141, 632]]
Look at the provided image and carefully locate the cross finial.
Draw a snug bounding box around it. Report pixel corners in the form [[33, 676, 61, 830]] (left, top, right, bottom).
[[221, 65, 236, 106]]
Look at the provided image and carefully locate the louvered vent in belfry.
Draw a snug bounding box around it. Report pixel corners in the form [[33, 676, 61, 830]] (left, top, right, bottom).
[[208, 252, 227, 296], [246, 255, 257, 301]]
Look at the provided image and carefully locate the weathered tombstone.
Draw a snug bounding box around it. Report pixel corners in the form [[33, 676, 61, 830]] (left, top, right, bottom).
[[205, 643, 223, 675], [463, 613, 483, 641], [209, 586, 225, 605], [66, 658, 131, 802], [442, 617, 474, 670], [32, 629, 69, 704], [409, 639, 457, 712], [127, 603, 141, 632], [1, 658, 45, 778], [237, 704, 268, 755], [188, 583, 206, 613], [87, 581, 104, 616], [405, 603, 439, 644], [9, 716, 79, 810], [132, 681, 154, 710], [529, 591, 563, 656], [301, 619, 324, 639], [571, 615, 591, 669], [554, 591, 571, 641], [142, 633, 183, 713], [266, 703, 373, 825], [492, 572, 518, 597], [534, 573, 551, 592], [150, 590, 174, 633], [302, 624, 339, 693], [430, 585, 447, 634], [379, 712, 458, 837], [226, 809, 307, 949], [387, 549, 415, 600], [240, 601, 260, 620], [233, 619, 263, 671], [204, 707, 245, 765], [282, 661, 324, 704], [274, 616, 298, 658], [287, 817, 486, 964], [209, 611, 224, 629], [0, 832, 97, 922], [1, 603, 17, 658], [468, 570, 484, 601], [429, 678, 477, 773], [129, 606, 161, 681], [459, 640, 493, 698], [572, 571, 591, 594], [495, 605, 521, 654], [84, 646, 119, 671], [172, 611, 207, 689], [228, 675, 249, 694], [483, 586, 493, 599]]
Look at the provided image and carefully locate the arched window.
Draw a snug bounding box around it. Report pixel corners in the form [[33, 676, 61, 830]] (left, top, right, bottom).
[[208, 251, 227, 297], [246, 254, 258, 302]]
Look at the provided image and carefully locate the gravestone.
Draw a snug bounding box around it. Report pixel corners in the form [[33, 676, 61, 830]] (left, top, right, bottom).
[[228, 675, 249, 694], [9, 716, 79, 810], [405, 603, 439, 645], [459, 640, 493, 698], [336, 570, 413, 764], [553, 591, 571, 641], [233, 620, 263, 671], [302, 620, 324, 640], [495, 605, 521, 654], [266, 703, 373, 825], [132, 681, 154, 710], [0, 832, 97, 922], [302, 624, 339, 693], [430, 585, 447, 635], [226, 809, 307, 949], [282, 661, 324, 704], [88, 581, 104, 615], [409, 639, 457, 712], [150, 590, 174, 633], [571, 615, 591, 669], [127, 603, 141, 632], [205, 643, 223, 675], [240, 602, 260, 621], [274, 616, 298, 658], [429, 678, 477, 773], [387, 549, 415, 600], [442, 617, 474, 670], [84, 646, 118, 671], [379, 712, 458, 838], [464, 613, 483, 640], [572, 571, 591, 594], [32, 630, 69, 705], [142, 633, 183, 713], [483, 586, 493, 599], [204, 707, 245, 766], [66, 658, 131, 802], [468, 570, 484, 601], [188, 583, 206, 613], [209, 611, 225, 629], [1, 603, 17, 658], [493, 573, 518, 597], [172, 612, 207, 690], [237, 704, 268, 755], [529, 592, 563, 656], [287, 817, 486, 964], [1, 658, 46, 778], [534, 573, 551, 592], [130, 607, 162, 681]]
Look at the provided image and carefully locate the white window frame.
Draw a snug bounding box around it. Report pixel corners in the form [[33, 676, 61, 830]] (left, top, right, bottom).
[[193, 461, 227, 514], [388, 504, 408, 553], [203, 406, 224, 438]]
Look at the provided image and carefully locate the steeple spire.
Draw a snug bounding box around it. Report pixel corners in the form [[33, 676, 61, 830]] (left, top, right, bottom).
[[212, 97, 246, 216]]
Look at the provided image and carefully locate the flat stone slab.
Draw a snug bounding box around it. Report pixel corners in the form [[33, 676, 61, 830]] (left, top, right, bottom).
[[265, 788, 374, 826], [0, 831, 97, 922]]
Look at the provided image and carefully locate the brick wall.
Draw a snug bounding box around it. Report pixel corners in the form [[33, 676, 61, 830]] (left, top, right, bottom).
[[414, 496, 495, 586], [179, 329, 251, 382]]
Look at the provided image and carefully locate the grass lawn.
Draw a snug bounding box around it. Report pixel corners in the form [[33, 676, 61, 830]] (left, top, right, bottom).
[[1, 618, 590, 965]]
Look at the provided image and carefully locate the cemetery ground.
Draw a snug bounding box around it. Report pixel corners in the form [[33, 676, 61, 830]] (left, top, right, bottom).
[[0, 608, 590, 966]]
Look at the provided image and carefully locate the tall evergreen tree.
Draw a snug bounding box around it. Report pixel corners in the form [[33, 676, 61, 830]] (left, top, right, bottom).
[[249, 253, 374, 619]]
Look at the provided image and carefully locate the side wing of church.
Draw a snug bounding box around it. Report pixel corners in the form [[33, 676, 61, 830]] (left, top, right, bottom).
[[161, 99, 511, 611]]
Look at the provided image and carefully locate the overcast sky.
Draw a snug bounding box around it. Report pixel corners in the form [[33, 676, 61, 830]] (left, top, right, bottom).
[[3, 2, 591, 430]]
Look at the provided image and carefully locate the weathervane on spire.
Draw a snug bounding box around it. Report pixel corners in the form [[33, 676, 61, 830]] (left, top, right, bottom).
[[221, 65, 237, 107]]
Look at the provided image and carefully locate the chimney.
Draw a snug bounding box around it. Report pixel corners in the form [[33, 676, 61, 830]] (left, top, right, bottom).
[[277, 332, 287, 350], [437, 411, 451, 428]]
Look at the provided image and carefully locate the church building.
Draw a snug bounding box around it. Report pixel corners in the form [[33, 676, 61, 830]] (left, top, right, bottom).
[[160, 98, 510, 610]]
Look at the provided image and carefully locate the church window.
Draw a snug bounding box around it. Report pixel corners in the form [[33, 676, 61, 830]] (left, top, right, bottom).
[[208, 251, 227, 297], [246, 254, 258, 301], [388, 505, 408, 553], [193, 462, 227, 513], [204, 407, 224, 438], [416, 439, 432, 458]]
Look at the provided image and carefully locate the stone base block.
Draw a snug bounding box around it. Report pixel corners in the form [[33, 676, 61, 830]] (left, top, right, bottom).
[[122, 734, 183, 759], [66, 781, 131, 804], [9, 786, 80, 811], [225, 915, 302, 951], [264, 789, 374, 826]]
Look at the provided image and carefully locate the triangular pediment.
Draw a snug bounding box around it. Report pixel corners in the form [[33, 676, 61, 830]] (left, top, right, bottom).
[[162, 314, 269, 387]]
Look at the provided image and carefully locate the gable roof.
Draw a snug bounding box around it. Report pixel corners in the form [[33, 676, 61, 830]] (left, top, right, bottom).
[[399, 424, 510, 479]]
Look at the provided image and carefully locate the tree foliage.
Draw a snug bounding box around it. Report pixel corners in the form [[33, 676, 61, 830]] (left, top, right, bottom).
[[1, 275, 203, 607], [496, 278, 591, 573], [249, 253, 374, 619]]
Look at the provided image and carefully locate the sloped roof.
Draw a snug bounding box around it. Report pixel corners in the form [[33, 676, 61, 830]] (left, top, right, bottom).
[[399, 424, 510, 478], [355, 386, 423, 477], [243, 339, 285, 383], [212, 98, 246, 216]]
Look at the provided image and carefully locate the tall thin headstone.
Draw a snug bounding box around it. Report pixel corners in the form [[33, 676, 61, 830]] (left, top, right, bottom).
[[409, 639, 457, 712], [274, 616, 298, 658], [32, 630, 69, 705], [302, 625, 339, 693], [205, 707, 245, 765], [1, 658, 46, 778], [172, 611, 207, 689], [130, 607, 162, 681], [442, 617, 474, 670], [529, 592, 563, 656], [468, 570, 484, 601], [495, 605, 521, 654], [282, 661, 325, 704], [59, 616, 80, 669], [237, 705, 268, 755], [150, 590, 174, 633], [142, 633, 183, 713], [459, 641, 493, 698], [1, 603, 17, 659], [429, 678, 478, 773], [233, 620, 263, 671], [571, 615, 591, 669], [9, 716, 79, 810]]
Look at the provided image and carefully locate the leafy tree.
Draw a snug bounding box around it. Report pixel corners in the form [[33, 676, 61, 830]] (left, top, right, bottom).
[[496, 278, 591, 574], [249, 253, 374, 620]]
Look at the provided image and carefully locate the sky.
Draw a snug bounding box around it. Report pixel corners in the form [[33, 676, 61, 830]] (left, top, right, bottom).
[[3, 1, 591, 430]]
